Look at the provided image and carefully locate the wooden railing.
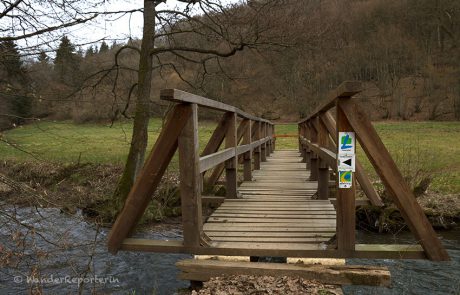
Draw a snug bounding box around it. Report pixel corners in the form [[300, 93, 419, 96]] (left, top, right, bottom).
[[297, 81, 449, 261], [107, 89, 275, 253]]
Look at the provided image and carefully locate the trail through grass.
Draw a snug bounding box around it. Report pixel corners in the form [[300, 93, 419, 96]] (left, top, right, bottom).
[[1, 120, 459, 193]]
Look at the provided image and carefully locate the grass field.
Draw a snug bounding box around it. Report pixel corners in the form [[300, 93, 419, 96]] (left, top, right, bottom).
[[1, 119, 459, 194]]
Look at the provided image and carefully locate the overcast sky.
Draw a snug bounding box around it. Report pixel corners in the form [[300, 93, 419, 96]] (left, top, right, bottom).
[[64, 0, 238, 50]]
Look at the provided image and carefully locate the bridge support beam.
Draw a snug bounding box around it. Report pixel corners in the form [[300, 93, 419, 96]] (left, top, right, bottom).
[[253, 121, 261, 170], [243, 119, 253, 181], [316, 115, 330, 200], [225, 112, 238, 199], [178, 104, 203, 247]]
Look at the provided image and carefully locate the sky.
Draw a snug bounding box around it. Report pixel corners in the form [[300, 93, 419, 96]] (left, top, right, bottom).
[[62, 0, 239, 51]]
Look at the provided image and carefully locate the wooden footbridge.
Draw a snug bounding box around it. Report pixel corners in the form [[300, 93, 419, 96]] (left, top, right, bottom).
[[107, 81, 449, 283]]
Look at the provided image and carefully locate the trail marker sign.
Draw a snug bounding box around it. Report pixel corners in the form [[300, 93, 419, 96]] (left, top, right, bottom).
[[338, 170, 353, 188], [338, 132, 355, 155], [338, 155, 355, 172]]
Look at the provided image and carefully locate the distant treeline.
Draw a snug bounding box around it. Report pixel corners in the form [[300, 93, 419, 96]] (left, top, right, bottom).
[[0, 0, 458, 130]]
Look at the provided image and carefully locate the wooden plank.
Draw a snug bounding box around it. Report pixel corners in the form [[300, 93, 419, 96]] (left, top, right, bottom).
[[210, 213, 336, 219], [339, 98, 450, 261], [178, 103, 203, 247], [209, 237, 332, 243], [243, 119, 253, 181], [225, 112, 238, 198], [207, 217, 337, 224], [199, 148, 235, 173], [120, 239, 426, 259], [204, 222, 336, 227], [176, 259, 391, 286], [206, 232, 335, 238], [107, 104, 192, 254], [336, 100, 356, 251], [203, 225, 337, 231]]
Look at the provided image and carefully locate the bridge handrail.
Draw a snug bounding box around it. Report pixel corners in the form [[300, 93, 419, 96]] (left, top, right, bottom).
[[297, 81, 449, 261], [108, 89, 275, 254]]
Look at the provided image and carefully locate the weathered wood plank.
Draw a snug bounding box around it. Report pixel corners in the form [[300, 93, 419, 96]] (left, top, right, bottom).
[[120, 239, 426, 259], [176, 259, 391, 286]]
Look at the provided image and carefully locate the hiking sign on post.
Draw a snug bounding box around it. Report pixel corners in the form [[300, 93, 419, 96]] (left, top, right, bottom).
[[338, 132, 355, 155], [338, 132, 355, 188]]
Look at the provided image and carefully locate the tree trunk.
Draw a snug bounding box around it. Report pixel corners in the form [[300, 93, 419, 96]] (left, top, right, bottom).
[[113, 0, 155, 209]]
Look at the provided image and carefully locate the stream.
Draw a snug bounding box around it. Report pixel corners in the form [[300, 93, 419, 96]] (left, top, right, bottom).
[[0, 206, 458, 294]]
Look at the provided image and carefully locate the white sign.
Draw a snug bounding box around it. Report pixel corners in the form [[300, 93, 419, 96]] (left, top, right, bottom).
[[338, 170, 353, 188], [338, 132, 355, 155], [338, 155, 355, 172]]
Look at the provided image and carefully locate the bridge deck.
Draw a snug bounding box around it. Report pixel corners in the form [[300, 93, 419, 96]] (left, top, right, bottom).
[[204, 150, 337, 250]]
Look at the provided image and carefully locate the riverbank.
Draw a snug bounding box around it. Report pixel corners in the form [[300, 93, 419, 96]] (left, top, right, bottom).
[[0, 160, 458, 233]]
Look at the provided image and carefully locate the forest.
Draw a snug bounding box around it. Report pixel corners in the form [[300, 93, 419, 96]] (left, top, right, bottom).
[[1, 0, 459, 132]]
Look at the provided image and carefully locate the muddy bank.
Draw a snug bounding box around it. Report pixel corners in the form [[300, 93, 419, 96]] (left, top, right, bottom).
[[0, 161, 183, 225]]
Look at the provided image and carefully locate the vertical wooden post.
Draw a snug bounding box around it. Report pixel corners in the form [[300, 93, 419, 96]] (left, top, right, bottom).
[[308, 121, 318, 181], [336, 101, 355, 251], [305, 123, 311, 170], [300, 124, 306, 162], [317, 115, 330, 200], [225, 112, 238, 198], [178, 103, 203, 247], [253, 121, 261, 170], [298, 124, 302, 152], [271, 125, 276, 152], [243, 119, 252, 181], [261, 123, 267, 162]]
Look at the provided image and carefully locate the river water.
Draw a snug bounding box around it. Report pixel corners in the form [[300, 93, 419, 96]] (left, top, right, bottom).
[[0, 206, 458, 294]]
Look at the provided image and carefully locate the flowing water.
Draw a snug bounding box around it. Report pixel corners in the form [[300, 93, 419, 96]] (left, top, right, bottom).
[[0, 206, 459, 294]]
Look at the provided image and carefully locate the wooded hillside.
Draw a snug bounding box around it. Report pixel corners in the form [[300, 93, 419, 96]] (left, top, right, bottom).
[[1, 0, 458, 129]]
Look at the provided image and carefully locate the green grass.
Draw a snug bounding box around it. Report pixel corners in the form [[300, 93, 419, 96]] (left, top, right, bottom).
[[1, 120, 459, 194]]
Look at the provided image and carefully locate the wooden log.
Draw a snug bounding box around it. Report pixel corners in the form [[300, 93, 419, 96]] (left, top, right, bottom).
[[179, 103, 203, 247], [107, 104, 192, 254], [308, 121, 318, 181], [339, 98, 450, 261], [176, 259, 391, 286], [336, 100, 356, 251]]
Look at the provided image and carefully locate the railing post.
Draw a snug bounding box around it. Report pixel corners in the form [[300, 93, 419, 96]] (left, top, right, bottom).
[[261, 123, 267, 162], [271, 125, 276, 152], [243, 119, 252, 181], [336, 100, 356, 251], [304, 123, 311, 169], [316, 115, 330, 200], [225, 112, 238, 198], [308, 121, 318, 181], [253, 121, 261, 170], [300, 124, 306, 162], [178, 103, 203, 247]]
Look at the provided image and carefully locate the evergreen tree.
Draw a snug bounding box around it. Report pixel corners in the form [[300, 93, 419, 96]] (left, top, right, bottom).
[[99, 41, 109, 53], [54, 36, 79, 85], [37, 51, 50, 65], [0, 40, 23, 78]]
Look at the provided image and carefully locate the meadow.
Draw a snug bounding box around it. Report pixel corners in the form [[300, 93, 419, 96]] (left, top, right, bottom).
[[1, 119, 459, 194]]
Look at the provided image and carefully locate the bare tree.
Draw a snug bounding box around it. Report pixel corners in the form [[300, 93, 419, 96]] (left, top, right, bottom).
[[111, 0, 284, 207]]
